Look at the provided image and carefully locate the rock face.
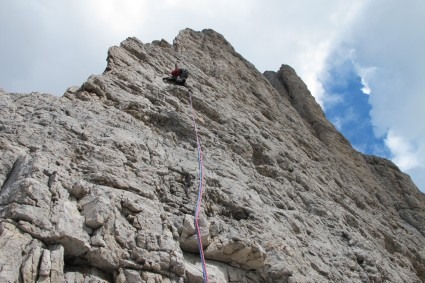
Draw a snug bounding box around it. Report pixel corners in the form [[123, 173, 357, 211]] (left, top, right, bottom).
[[1, 28, 424, 282]]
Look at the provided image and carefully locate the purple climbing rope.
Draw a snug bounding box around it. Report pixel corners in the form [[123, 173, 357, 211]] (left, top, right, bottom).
[[188, 89, 209, 283]]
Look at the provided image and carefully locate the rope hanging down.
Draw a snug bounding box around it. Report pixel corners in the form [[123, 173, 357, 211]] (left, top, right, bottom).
[[188, 89, 209, 283]]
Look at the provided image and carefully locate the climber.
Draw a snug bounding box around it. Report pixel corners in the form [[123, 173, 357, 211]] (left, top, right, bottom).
[[164, 64, 189, 86]]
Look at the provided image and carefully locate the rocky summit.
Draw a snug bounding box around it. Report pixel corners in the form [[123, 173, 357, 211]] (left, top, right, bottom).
[[1, 28, 424, 283]]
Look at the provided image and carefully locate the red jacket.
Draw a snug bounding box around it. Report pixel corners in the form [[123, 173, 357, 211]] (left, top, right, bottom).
[[171, 68, 182, 77]]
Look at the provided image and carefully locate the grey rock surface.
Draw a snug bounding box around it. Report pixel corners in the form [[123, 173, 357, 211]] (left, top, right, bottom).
[[1, 28, 424, 282]]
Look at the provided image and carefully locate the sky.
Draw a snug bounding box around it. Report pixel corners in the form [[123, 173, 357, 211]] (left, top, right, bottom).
[[0, 0, 424, 192]]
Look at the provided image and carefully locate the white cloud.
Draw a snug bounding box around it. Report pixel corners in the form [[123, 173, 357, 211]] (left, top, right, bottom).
[[360, 83, 371, 95], [385, 130, 421, 171], [355, 66, 376, 95], [82, 0, 148, 36]]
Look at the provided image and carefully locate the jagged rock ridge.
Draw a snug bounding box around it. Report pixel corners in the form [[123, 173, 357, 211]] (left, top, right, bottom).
[[1, 28, 424, 282]]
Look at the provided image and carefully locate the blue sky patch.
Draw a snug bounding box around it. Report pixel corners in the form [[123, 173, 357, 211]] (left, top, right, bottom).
[[321, 59, 391, 158]]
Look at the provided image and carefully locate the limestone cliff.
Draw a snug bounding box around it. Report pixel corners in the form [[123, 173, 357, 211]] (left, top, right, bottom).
[[1, 28, 424, 283]]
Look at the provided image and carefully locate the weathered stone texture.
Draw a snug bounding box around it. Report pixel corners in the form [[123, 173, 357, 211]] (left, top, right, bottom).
[[1, 28, 424, 282]]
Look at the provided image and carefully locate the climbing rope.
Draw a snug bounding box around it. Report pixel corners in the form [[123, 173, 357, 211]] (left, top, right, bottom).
[[188, 89, 209, 283]]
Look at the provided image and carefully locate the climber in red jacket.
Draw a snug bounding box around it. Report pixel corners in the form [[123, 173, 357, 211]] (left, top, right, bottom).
[[171, 64, 181, 78], [169, 64, 189, 86]]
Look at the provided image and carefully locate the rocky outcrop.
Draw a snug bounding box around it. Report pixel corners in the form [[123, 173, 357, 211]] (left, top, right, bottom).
[[1, 28, 424, 282]]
